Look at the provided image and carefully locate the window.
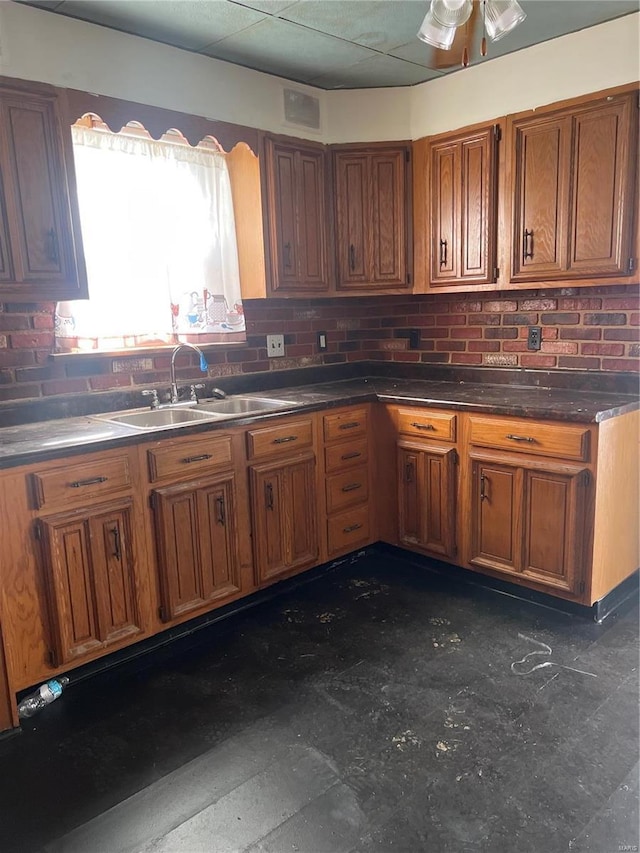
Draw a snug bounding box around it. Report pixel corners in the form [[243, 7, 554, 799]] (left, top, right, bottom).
[[55, 116, 245, 352]]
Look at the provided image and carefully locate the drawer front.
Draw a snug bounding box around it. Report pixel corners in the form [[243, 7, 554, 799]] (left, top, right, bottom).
[[246, 418, 313, 460], [323, 408, 368, 443], [396, 408, 456, 442], [326, 465, 369, 513], [147, 434, 233, 482], [31, 456, 131, 509], [468, 416, 590, 461], [327, 505, 371, 556], [325, 437, 369, 474]]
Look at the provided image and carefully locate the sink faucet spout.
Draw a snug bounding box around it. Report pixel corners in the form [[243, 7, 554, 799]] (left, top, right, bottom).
[[170, 343, 208, 404]]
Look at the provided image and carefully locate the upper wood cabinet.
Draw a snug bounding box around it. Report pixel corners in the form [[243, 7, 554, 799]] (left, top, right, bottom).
[[0, 78, 88, 300], [429, 124, 499, 287], [507, 90, 638, 283], [262, 136, 330, 295], [333, 145, 411, 292]]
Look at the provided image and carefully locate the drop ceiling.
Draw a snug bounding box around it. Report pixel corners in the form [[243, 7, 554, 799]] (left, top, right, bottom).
[[17, 0, 640, 89]]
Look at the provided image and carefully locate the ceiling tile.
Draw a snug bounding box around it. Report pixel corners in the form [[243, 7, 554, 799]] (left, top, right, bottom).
[[310, 52, 443, 89], [201, 16, 375, 83], [55, 0, 268, 51], [229, 0, 301, 14]]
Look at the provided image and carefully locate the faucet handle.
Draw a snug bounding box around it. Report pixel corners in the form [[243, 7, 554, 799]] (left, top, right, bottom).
[[189, 383, 205, 402], [141, 389, 160, 409], [211, 387, 227, 400]]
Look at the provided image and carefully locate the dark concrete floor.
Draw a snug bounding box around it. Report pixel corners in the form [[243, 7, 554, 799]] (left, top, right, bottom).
[[0, 551, 638, 853]]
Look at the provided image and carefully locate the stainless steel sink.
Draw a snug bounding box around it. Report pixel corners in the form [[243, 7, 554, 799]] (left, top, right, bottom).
[[196, 396, 296, 416], [95, 407, 220, 429]]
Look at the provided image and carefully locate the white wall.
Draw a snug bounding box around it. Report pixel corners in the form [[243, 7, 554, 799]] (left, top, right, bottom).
[[1, 1, 638, 144]]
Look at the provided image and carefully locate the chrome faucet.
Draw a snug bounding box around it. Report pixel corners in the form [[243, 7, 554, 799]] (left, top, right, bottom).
[[169, 343, 208, 404]]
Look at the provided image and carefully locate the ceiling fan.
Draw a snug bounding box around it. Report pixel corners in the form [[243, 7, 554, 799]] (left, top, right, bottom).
[[417, 0, 527, 68]]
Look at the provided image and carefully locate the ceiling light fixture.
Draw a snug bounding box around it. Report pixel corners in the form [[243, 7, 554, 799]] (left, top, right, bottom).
[[417, 0, 526, 65]]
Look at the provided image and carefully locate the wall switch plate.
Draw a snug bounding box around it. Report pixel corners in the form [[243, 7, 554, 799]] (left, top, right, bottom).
[[266, 334, 285, 357], [317, 331, 328, 351], [527, 326, 542, 351]]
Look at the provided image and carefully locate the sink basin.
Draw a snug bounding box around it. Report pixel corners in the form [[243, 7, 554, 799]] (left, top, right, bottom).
[[197, 396, 295, 416], [96, 408, 219, 430]]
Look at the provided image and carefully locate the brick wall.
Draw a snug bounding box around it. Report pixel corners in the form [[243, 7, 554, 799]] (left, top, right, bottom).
[[0, 283, 638, 403]]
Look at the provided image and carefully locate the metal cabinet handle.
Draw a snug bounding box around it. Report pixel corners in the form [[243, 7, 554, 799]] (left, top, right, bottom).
[[182, 453, 213, 463], [480, 473, 487, 502], [341, 482, 362, 493], [405, 461, 414, 484], [523, 229, 534, 260], [111, 526, 121, 560], [349, 244, 356, 271], [273, 435, 297, 444], [439, 238, 447, 267], [46, 228, 59, 263], [216, 495, 225, 525], [341, 451, 362, 460], [505, 434, 535, 443], [343, 523, 363, 533], [411, 422, 435, 431], [265, 482, 274, 510], [283, 242, 292, 269], [70, 476, 108, 488], [338, 422, 360, 431]]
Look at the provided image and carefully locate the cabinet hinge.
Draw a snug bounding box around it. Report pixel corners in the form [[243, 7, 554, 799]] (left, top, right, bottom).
[[34, 521, 42, 541], [493, 267, 500, 280], [47, 648, 56, 667], [494, 124, 502, 142], [579, 580, 585, 594], [580, 470, 591, 487], [452, 449, 459, 464], [158, 606, 167, 621], [629, 258, 636, 273], [149, 493, 156, 510]]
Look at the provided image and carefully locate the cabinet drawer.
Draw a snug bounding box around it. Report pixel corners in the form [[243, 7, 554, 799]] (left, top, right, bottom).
[[31, 456, 131, 509], [326, 465, 369, 513], [468, 416, 590, 462], [147, 434, 233, 482], [323, 408, 368, 443], [327, 505, 371, 556], [325, 438, 369, 474], [396, 408, 456, 442], [246, 418, 313, 460]]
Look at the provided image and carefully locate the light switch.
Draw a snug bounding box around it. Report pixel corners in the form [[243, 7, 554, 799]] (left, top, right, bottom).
[[267, 334, 285, 357]]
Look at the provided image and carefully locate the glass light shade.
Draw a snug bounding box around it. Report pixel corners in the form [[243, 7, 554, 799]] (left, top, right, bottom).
[[431, 0, 474, 27], [484, 0, 527, 42], [417, 8, 456, 50]]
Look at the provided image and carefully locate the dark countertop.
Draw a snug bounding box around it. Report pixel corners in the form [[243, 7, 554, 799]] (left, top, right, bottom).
[[0, 375, 637, 470]]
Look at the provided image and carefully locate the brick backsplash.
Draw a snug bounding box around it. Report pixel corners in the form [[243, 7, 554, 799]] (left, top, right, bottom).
[[0, 284, 638, 403]]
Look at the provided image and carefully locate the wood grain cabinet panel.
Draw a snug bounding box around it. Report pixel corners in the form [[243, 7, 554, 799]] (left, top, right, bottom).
[[151, 475, 241, 622], [263, 136, 330, 294], [38, 499, 142, 665], [429, 125, 498, 287], [0, 79, 87, 299], [333, 145, 410, 291]]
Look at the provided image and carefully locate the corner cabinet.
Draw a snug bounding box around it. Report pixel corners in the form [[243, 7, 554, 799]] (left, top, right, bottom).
[[333, 144, 411, 292], [507, 90, 638, 283], [262, 136, 331, 295], [0, 77, 88, 300], [429, 124, 499, 287]]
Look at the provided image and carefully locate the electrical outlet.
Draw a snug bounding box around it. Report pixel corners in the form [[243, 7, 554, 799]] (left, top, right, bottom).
[[317, 331, 328, 351], [527, 326, 542, 351], [266, 334, 285, 358]]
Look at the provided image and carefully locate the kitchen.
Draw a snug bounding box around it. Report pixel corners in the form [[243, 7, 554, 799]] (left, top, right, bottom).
[[0, 1, 638, 850]]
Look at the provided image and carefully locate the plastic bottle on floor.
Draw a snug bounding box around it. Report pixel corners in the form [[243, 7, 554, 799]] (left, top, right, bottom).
[[17, 676, 70, 719]]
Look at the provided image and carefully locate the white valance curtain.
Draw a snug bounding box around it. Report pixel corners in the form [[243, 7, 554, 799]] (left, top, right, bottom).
[[55, 125, 245, 349]]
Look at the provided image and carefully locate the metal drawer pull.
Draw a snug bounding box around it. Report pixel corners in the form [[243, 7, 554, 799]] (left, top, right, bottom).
[[273, 435, 297, 444], [343, 523, 363, 533], [480, 474, 487, 502], [341, 482, 362, 492], [349, 243, 356, 271], [523, 228, 534, 260], [111, 526, 121, 560], [439, 238, 447, 267], [338, 422, 360, 430], [182, 453, 213, 463], [411, 422, 435, 431], [265, 482, 274, 510], [216, 495, 225, 525], [46, 228, 59, 263], [505, 434, 535, 443], [70, 476, 108, 488], [405, 462, 414, 483], [283, 242, 292, 269], [341, 451, 362, 460]]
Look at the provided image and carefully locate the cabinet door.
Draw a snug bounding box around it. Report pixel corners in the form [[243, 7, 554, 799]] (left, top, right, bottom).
[[569, 94, 637, 278], [510, 115, 572, 281], [297, 149, 329, 288], [334, 153, 369, 286], [250, 453, 318, 583], [370, 150, 407, 286], [39, 500, 141, 665], [0, 85, 87, 298], [398, 443, 456, 559], [430, 142, 459, 282], [152, 475, 241, 621], [522, 466, 588, 594], [460, 131, 497, 282], [469, 459, 523, 575], [266, 143, 299, 290]]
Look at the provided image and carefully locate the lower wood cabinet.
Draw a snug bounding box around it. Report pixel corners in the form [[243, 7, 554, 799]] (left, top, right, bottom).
[[38, 499, 142, 665], [250, 453, 318, 583], [397, 441, 457, 560], [151, 474, 241, 622], [468, 455, 589, 595]]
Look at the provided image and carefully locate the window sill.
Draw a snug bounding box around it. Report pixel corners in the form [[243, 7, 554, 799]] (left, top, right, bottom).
[[50, 342, 247, 362]]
